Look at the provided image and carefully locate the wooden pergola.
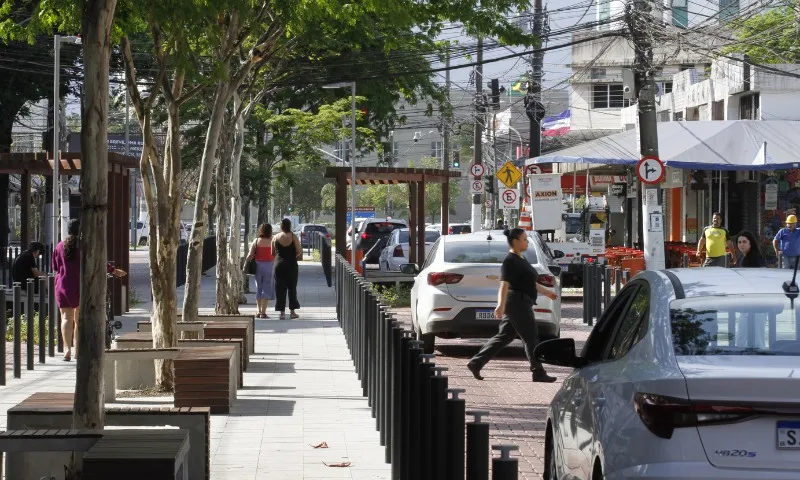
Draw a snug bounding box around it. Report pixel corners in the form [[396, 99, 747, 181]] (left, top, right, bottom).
[[0, 151, 138, 315], [324, 167, 461, 266]]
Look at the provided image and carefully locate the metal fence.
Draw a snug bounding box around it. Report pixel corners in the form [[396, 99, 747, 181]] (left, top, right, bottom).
[[581, 259, 632, 326], [0, 245, 54, 288], [336, 254, 520, 480]]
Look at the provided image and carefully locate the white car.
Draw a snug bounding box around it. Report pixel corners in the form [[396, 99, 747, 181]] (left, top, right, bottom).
[[537, 268, 800, 480], [378, 228, 440, 272], [404, 231, 562, 354]]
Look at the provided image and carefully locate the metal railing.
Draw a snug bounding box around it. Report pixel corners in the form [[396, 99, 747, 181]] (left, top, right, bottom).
[[1, 245, 54, 287], [336, 254, 520, 480], [1, 275, 59, 386]]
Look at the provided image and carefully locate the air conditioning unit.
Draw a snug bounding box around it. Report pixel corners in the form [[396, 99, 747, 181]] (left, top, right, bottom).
[[735, 171, 758, 183]]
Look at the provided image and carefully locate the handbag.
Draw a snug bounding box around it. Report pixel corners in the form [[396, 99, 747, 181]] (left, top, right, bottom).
[[244, 241, 257, 275]]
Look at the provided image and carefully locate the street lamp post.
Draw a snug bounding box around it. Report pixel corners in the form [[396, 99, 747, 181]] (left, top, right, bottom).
[[53, 34, 81, 247], [323, 81, 357, 266]]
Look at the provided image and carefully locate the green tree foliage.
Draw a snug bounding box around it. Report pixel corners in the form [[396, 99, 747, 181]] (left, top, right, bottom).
[[725, 3, 800, 63]]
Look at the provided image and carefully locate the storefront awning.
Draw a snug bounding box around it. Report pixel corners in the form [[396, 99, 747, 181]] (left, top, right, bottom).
[[527, 120, 800, 171]]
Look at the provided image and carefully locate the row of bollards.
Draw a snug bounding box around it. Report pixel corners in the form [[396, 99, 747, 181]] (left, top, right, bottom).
[[582, 259, 630, 325], [335, 254, 519, 480], [1, 275, 59, 386]]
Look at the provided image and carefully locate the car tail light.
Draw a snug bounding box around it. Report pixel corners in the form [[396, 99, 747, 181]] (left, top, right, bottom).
[[534, 309, 552, 314], [537, 274, 555, 287], [633, 393, 757, 439], [361, 232, 369, 240], [427, 272, 463, 286], [393, 245, 404, 257], [448, 227, 454, 234], [325, 233, 331, 238]]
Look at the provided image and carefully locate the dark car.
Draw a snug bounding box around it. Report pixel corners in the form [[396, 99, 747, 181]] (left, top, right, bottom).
[[295, 224, 330, 248], [355, 218, 407, 263], [447, 223, 472, 234]]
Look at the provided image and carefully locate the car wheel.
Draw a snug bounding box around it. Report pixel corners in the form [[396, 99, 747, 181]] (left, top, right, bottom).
[[544, 429, 557, 480]]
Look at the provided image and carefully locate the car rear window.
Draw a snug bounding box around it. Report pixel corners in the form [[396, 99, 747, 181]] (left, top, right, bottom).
[[366, 222, 405, 234], [399, 231, 440, 243], [565, 216, 581, 234], [670, 295, 800, 356], [304, 225, 328, 233], [443, 241, 537, 264], [450, 225, 472, 234]]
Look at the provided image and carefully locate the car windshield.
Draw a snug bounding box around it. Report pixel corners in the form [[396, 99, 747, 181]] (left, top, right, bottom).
[[365, 222, 405, 234], [565, 216, 581, 234], [670, 295, 800, 356], [443, 241, 537, 264], [398, 231, 440, 243]]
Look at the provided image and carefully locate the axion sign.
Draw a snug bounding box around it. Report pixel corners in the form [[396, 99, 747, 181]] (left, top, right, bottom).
[[534, 190, 559, 198]]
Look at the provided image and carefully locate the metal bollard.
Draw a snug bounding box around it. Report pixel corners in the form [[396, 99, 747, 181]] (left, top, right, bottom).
[[614, 267, 622, 297], [407, 340, 424, 479], [398, 333, 415, 479], [38, 277, 46, 363], [376, 305, 388, 443], [445, 388, 466, 480], [430, 366, 449, 480], [585, 263, 595, 326], [385, 320, 402, 465], [0, 289, 5, 385], [491, 445, 519, 480], [392, 329, 411, 480], [603, 265, 612, 310], [593, 263, 602, 324], [581, 260, 588, 324], [51, 275, 60, 354], [26, 279, 34, 370], [13, 283, 21, 378], [418, 353, 436, 480], [466, 410, 490, 480], [623, 268, 631, 285], [682, 252, 689, 268]]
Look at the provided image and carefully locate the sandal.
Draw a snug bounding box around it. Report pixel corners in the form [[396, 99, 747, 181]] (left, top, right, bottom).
[[63, 351, 71, 362], [279, 313, 286, 320], [290, 312, 299, 319]]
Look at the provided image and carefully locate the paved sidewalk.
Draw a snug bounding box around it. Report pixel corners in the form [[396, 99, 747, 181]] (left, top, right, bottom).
[[0, 260, 390, 480]]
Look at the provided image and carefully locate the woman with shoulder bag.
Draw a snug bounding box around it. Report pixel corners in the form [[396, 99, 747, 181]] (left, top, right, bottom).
[[248, 223, 275, 318]]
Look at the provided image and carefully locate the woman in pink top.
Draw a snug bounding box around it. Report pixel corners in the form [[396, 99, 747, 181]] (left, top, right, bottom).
[[247, 223, 275, 318]]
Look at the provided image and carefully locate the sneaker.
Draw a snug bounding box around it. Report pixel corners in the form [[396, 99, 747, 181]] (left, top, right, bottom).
[[532, 372, 557, 383], [467, 362, 484, 380]]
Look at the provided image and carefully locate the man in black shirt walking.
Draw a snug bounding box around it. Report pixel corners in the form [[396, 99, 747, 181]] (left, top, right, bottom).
[[467, 228, 559, 383]]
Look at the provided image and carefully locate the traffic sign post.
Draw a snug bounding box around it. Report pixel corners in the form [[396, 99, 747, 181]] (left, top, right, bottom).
[[498, 161, 522, 188], [636, 156, 665, 185], [470, 163, 485, 178], [470, 180, 485, 195], [500, 188, 519, 211]]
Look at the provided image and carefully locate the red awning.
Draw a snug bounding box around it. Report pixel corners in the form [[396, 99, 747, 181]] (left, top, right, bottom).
[[561, 175, 588, 194]]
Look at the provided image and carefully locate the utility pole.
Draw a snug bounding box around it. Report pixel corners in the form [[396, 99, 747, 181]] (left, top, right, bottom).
[[442, 46, 451, 234], [526, 1, 545, 160], [627, 0, 665, 270], [470, 37, 484, 232]]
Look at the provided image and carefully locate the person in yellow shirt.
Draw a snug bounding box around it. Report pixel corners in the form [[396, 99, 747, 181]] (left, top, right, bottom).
[[696, 212, 735, 267]]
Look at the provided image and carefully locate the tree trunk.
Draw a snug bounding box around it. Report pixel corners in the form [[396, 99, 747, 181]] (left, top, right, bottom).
[[69, 3, 117, 477], [228, 93, 246, 307], [215, 123, 236, 313], [184, 82, 230, 322]]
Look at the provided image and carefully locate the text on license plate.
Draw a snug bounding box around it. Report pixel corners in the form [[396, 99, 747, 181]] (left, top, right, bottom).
[[777, 421, 800, 449], [475, 309, 494, 320]]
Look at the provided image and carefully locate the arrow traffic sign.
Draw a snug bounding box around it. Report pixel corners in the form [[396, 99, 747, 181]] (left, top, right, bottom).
[[524, 164, 541, 176], [498, 161, 522, 188], [636, 156, 665, 185], [470, 163, 485, 177], [470, 180, 485, 195], [500, 188, 519, 211]]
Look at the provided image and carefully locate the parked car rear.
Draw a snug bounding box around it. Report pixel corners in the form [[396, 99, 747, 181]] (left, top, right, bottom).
[[295, 224, 330, 248], [355, 219, 407, 263], [378, 228, 440, 272], [448, 223, 471, 235]]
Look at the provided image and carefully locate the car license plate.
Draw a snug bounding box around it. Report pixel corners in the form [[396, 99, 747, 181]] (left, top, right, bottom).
[[777, 421, 800, 449], [475, 309, 494, 320]]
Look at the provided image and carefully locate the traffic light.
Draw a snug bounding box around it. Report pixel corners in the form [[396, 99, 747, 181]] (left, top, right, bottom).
[[287, 205, 293, 213], [452, 151, 460, 168], [486, 174, 494, 194], [489, 79, 500, 108]]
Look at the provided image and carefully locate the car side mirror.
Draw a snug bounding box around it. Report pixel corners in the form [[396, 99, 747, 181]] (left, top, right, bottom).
[[399, 263, 419, 275], [553, 249, 565, 259], [534, 338, 587, 368], [548, 265, 562, 277]]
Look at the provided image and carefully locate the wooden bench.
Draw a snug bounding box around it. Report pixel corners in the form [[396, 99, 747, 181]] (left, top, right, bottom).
[[0, 428, 190, 480], [176, 313, 255, 353], [174, 346, 237, 414], [8, 392, 210, 480], [202, 321, 250, 370], [137, 321, 205, 339], [115, 332, 245, 389]]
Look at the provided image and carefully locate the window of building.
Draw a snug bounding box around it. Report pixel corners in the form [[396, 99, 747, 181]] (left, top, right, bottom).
[[431, 141, 443, 159], [592, 84, 632, 109], [672, 0, 688, 28], [598, 0, 611, 31], [663, 82, 673, 94], [712, 100, 725, 121], [673, 111, 684, 121], [392, 141, 399, 159], [720, 0, 740, 24], [740, 94, 760, 120]]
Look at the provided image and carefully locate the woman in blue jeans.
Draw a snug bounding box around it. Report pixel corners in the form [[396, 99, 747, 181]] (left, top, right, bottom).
[[247, 223, 275, 318]]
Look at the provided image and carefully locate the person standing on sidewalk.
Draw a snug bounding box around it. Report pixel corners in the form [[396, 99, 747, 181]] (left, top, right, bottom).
[[697, 212, 735, 267], [248, 223, 275, 318], [736, 231, 766, 268], [467, 228, 558, 383], [273, 218, 302, 319], [773, 215, 800, 269]]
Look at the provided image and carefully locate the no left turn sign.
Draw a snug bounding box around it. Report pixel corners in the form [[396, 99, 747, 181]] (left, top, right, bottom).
[[470, 163, 485, 177]]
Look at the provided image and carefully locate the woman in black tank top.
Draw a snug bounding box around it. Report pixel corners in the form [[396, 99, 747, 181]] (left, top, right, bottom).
[[273, 218, 302, 319]]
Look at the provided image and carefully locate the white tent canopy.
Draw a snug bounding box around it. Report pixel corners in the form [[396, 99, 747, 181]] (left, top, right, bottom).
[[528, 120, 800, 171]]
